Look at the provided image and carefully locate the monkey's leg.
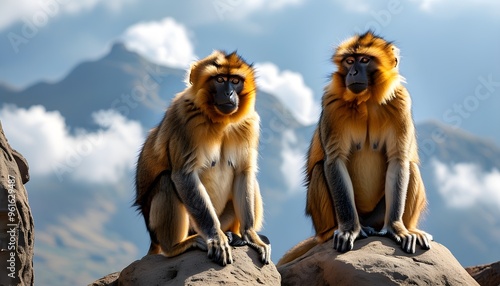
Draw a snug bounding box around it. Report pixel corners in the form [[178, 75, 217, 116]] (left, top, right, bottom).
[[379, 159, 419, 253], [306, 162, 336, 242], [403, 162, 432, 249], [171, 171, 232, 266], [233, 173, 271, 264], [149, 174, 205, 257], [324, 159, 366, 252]]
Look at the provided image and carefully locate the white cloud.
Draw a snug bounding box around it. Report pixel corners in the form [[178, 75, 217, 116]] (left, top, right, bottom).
[[255, 62, 320, 126], [280, 129, 305, 194], [35, 199, 138, 285], [432, 159, 500, 208], [121, 17, 196, 68], [0, 104, 144, 185], [0, 0, 133, 31]]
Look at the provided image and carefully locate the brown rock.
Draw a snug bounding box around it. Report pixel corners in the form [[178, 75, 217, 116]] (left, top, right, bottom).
[[278, 236, 479, 286], [466, 261, 500, 286], [0, 122, 35, 286], [91, 246, 281, 285], [88, 272, 120, 286]]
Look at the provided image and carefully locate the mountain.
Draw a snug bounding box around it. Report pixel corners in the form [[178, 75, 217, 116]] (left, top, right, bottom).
[[418, 120, 500, 170], [1, 43, 499, 285]]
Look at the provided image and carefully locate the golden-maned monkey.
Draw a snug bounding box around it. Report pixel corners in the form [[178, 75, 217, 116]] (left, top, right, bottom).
[[278, 31, 432, 266], [135, 51, 270, 266]]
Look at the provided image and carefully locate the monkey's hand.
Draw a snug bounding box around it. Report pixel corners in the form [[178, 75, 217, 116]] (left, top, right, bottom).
[[206, 229, 233, 266], [333, 225, 369, 252], [243, 229, 271, 264], [378, 221, 432, 253]]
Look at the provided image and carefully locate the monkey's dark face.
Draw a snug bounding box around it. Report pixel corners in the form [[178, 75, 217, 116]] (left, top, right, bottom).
[[342, 55, 376, 94], [189, 50, 256, 123], [213, 75, 244, 115]]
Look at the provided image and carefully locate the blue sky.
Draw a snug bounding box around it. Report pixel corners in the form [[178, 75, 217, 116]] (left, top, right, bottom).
[[1, 0, 499, 144], [1, 0, 500, 284]]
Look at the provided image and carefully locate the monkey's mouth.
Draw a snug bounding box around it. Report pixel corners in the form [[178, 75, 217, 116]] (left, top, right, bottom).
[[215, 103, 237, 114], [348, 83, 368, 94]]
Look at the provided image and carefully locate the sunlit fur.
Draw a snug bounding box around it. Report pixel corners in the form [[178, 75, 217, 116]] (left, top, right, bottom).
[[135, 51, 270, 266], [278, 32, 431, 266]]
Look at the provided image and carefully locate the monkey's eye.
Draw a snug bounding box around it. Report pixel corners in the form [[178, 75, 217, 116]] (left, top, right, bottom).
[[359, 57, 370, 64], [216, 76, 225, 83], [230, 77, 240, 84], [345, 57, 355, 65]]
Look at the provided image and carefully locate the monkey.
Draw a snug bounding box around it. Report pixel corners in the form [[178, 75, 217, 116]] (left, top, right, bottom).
[[278, 31, 432, 266], [134, 51, 271, 266]]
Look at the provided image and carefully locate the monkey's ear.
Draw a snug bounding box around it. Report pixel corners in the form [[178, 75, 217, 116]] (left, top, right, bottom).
[[187, 63, 198, 85], [392, 46, 401, 69]]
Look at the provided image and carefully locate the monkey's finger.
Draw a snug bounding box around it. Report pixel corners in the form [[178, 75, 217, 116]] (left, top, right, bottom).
[[207, 240, 215, 260], [246, 240, 271, 264], [261, 245, 271, 264], [217, 244, 233, 266], [339, 235, 354, 252], [333, 230, 340, 250], [334, 232, 354, 252], [379, 228, 397, 242], [417, 234, 431, 250], [401, 234, 416, 254]]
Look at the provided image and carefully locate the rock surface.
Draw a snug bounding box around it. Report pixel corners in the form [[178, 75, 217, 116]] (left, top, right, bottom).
[[278, 236, 479, 286], [89, 272, 119, 286], [0, 122, 34, 286], [466, 261, 500, 286], [91, 246, 280, 286]]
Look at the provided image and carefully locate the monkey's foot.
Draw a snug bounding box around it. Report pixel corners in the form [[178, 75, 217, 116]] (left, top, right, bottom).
[[227, 232, 271, 245], [409, 229, 433, 250], [225, 231, 247, 246], [378, 222, 431, 254], [207, 231, 233, 266], [333, 228, 360, 253], [243, 230, 271, 264], [360, 225, 376, 238]]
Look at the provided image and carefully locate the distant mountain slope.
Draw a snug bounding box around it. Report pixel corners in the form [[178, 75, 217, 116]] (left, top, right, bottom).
[[418, 120, 500, 170], [0, 43, 184, 129]]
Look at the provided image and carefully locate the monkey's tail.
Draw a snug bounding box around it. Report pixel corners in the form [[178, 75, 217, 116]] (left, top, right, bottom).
[[276, 236, 318, 266]]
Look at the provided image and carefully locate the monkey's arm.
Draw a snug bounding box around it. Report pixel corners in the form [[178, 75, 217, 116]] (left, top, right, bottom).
[[378, 96, 420, 253], [324, 159, 370, 252], [233, 168, 271, 264], [379, 158, 414, 250], [320, 112, 369, 252], [171, 170, 232, 265]]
